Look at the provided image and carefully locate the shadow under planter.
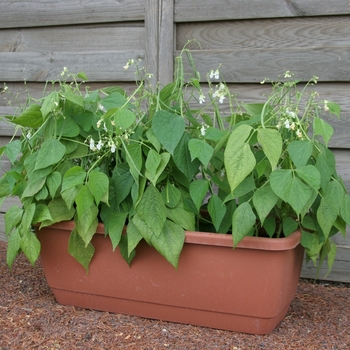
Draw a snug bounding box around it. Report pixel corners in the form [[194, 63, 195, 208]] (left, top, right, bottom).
[[35, 221, 304, 334]]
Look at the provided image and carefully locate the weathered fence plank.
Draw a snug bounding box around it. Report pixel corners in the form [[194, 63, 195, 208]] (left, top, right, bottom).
[[174, 0, 350, 22], [0, 51, 145, 82], [177, 48, 350, 83], [0, 0, 145, 29], [0, 25, 145, 52], [176, 16, 350, 50]]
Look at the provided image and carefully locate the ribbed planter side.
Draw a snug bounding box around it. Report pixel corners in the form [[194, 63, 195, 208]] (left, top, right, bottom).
[[35, 222, 304, 334]]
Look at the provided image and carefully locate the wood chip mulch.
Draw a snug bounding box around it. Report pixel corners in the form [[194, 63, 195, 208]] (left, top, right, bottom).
[[1, 241, 349, 350]]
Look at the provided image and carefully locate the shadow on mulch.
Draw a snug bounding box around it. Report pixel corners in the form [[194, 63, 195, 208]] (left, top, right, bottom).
[[0, 241, 349, 350]]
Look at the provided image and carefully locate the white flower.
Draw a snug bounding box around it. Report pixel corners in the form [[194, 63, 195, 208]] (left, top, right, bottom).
[[103, 122, 108, 132], [284, 120, 290, 129], [89, 138, 96, 151], [110, 143, 116, 153], [219, 95, 225, 104], [98, 103, 107, 113], [96, 140, 103, 150], [209, 69, 220, 80], [290, 122, 296, 130], [324, 100, 329, 112], [200, 124, 207, 136], [199, 93, 205, 104], [284, 71, 292, 78], [296, 129, 303, 138], [26, 131, 31, 139], [286, 108, 297, 119], [96, 119, 102, 128]]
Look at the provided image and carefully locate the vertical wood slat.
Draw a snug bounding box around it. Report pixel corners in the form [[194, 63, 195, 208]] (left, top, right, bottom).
[[158, 0, 174, 85], [145, 0, 159, 86]]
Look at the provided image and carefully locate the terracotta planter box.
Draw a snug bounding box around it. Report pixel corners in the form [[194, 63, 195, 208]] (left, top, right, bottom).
[[36, 221, 304, 334]]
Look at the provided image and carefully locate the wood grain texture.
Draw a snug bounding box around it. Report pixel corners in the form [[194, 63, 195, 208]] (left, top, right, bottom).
[[176, 16, 350, 50], [174, 0, 350, 22], [0, 25, 145, 52], [176, 48, 350, 83], [0, 50, 145, 82], [0, 0, 145, 29], [158, 0, 175, 85]]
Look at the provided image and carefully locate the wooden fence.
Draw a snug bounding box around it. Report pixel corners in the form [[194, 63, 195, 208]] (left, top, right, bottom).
[[0, 0, 349, 282]]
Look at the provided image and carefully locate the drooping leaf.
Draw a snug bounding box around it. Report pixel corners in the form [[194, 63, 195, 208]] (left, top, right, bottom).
[[152, 110, 185, 154], [46, 198, 75, 224], [32, 204, 53, 224], [225, 142, 256, 194], [21, 177, 46, 198], [208, 195, 226, 232], [87, 171, 109, 206], [5, 140, 22, 164], [108, 212, 127, 251], [313, 118, 334, 146], [340, 194, 350, 225], [150, 220, 185, 269], [252, 184, 278, 225], [189, 180, 209, 212], [231, 202, 256, 247], [125, 143, 143, 183], [111, 163, 135, 205], [113, 108, 136, 131], [270, 169, 312, 215], [20, 229, 41, 266], [173, 133, 200, 181], [126, 219, 143, 256], [6, 228, 21, 268], [135, 185, 167, 238], [46, 171, 62, 198], [283, 217, 299, 236], [4, 206, 23, 235], [145, 149, 162, 185], [68, 228, 95, 273], [41, 91, 60, 120], [257, 128, 282, 170]]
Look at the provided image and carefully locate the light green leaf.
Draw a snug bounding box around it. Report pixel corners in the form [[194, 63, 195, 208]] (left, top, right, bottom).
[[68, 228, 95, 273], [61, 87, 84, 108], [152, 110, 185, 154], [270, 169, 312, 215], [252, 184, 278, 224], [167, 207, 195, 231], [56, 116, 80, 137], [288, 140, 313, 168], [100, 92, 128, 110], [61, 166, 86, 192], [145, 149, 162, 185], [5, 206, 23, 235], [283, 217, 299, 236], [34, 139, 66, 170], [257, 128, 282, 170], [111, 163, 134, 205], [32, 204, 53, 224], [113, 108, 136, 131], [87, 171, 109, 206], [61, 185, 81, 210], [46, 198, 75, 224], [47, 171, 62, 198], [6, 104, 43, 128], [225, 142, 256, 194], [108, 212, 127, 251], [295, 165, 321, 191], [20, 229, 41, 266], [162, 181, 181, 208], [317, 197, 338, 239], [41, 91, 60, 120], [188, 139, 214, 168], [125, 143, 143, 183], [231, 202, 256, 247], [22, 177, 46, 198], [340, 194, 350, 225], [75, 185, 99, 246], [313, 118, 334, 146], [135, 185, 167, 238], [126, 219, 143, 257], [6, 228, 21, 268], [208, 195, 226, 231], [5, 140, 22, 164], [21, 203, 36, 229], [189, 180, 209, 212]]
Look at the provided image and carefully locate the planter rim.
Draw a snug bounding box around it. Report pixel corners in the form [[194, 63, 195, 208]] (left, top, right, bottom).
[[36, 221, 301, 251]]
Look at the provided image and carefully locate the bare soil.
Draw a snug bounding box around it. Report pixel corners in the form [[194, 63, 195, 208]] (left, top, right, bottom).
[[1, 241, 349, 350]]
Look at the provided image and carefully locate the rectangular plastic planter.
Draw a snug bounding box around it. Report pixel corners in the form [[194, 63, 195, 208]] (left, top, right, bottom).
[[36, 221, 304, 334]]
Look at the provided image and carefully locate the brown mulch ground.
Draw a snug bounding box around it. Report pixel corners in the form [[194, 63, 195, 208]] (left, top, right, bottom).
[[1, 241, 349, 350]]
